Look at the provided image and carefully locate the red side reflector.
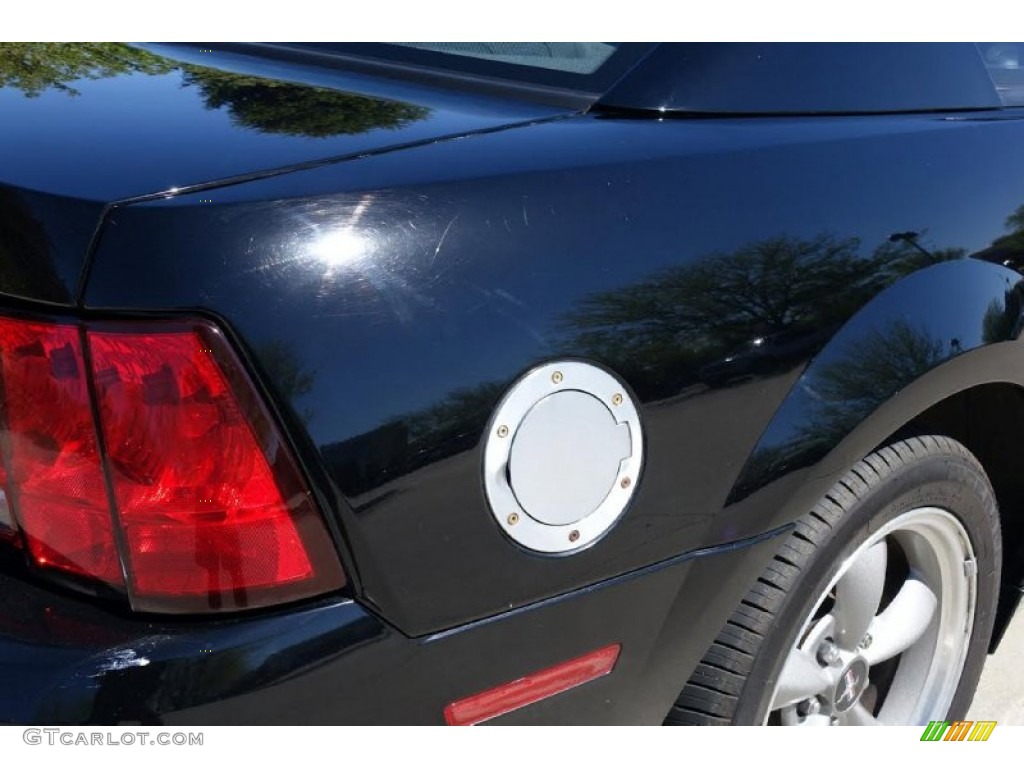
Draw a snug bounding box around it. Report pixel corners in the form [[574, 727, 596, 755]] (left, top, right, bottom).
[[444, 644, 621, 726]]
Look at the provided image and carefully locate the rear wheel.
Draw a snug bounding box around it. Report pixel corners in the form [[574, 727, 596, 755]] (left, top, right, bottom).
[[667, 436, 1001, 726]]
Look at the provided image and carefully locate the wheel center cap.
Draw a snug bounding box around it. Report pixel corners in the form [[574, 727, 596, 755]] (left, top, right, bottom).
[[832, 657, 870, 713]]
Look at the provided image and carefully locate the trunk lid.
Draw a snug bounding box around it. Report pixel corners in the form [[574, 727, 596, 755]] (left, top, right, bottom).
[[0, 42, 570, 304]]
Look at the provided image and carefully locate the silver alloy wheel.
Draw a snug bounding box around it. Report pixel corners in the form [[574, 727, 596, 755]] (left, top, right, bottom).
[[765, 507, 977, 726]]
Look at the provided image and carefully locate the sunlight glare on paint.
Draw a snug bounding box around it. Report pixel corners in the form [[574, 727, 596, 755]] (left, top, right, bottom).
[[308, 228, 369, 268]]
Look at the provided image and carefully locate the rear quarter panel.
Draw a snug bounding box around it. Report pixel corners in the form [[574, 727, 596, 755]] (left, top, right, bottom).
[[82, 110, 1024, 635]]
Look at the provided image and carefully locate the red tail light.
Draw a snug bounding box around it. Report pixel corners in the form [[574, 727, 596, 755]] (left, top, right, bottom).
[[0, 319, 121, 586], [0, 315, 344, 613]]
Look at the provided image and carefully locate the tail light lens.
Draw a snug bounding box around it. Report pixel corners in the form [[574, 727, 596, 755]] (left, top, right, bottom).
[[0, 320, 120, 585], [0, 315, 344, 613]]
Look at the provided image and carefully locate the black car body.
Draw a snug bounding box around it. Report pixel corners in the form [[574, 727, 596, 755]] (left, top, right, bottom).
[[0, 42, 1022, 725]]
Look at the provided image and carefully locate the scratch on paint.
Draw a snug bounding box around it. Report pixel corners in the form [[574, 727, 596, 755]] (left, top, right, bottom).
[[92, 649, 151, 676], [494, 288, 525, 308], [522, 204, 529, 227], [430, 214, 459, 269]]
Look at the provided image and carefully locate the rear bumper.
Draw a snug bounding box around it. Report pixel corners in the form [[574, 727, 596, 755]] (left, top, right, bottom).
[[1, 529, 784, 725]]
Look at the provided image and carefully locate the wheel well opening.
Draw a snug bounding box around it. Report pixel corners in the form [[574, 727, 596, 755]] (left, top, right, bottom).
[[895, 383, 1024, 651]]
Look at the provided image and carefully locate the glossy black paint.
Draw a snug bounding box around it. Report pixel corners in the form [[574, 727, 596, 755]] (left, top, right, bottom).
[[4, 43, 1024, 724], [602, 43, 1002, 114], [0, 530, 782, 724], [0, 185, 104, 305], [83, 106, 1024, 634], [734, 259, 1024, 500], [0, 43, 564, 204]]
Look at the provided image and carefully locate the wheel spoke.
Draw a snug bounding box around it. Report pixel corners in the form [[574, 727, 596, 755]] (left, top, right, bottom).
[[834, 541, 888, 651], [841, 703, 881, 726], [862, 575, 938, 666], [774, 648, 832, 709]]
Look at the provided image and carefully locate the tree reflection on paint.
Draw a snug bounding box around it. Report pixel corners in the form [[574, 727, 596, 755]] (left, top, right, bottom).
[[0, 43, 429, 138]]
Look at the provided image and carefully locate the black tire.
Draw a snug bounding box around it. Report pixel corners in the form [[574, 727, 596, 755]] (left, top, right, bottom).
[[666, 435, 1002, 726]]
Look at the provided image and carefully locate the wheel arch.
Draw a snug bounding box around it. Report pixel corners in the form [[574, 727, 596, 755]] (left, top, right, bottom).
[[896, 383, 1024, 650], [721, 258, 1024, 648]]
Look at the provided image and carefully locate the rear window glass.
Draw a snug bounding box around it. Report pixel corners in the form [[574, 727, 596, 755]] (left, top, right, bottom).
[[299, 43, 654, 94], [977, 42, 1024, 106], [395, 43, 618, 75]]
